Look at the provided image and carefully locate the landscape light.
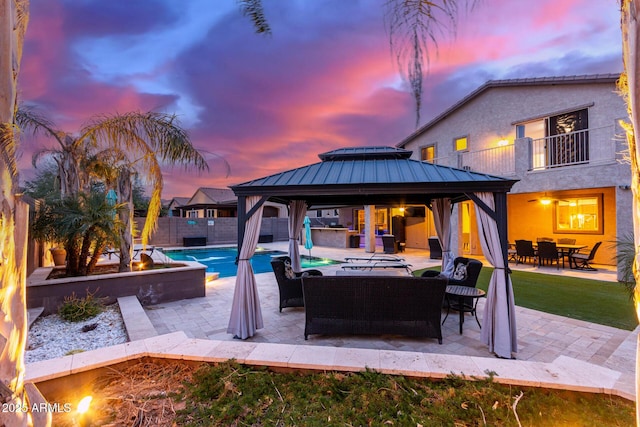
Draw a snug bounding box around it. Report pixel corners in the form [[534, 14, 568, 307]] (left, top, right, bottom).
[[77, 396, 92, 414]]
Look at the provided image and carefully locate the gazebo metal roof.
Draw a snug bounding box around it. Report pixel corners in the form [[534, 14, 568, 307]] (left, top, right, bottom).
[[229, 146, 519, 358], [231, 146, 518, 207]]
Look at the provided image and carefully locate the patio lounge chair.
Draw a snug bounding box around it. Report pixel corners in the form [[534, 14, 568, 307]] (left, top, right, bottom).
[[270, 256, 323, 312], [537, 241, 561, 269], [570, 242, 602, 271], [515, 240, 537, 264]]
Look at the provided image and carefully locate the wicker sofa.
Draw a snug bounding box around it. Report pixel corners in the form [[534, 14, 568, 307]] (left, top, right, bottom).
[[301, 275, 448, 343]]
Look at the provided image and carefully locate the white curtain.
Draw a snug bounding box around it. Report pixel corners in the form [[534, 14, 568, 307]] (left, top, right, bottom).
[[432, 198, 455, 276], [288, 200, 307, 272], [227, 196, 265, 339], [474, 192, 517, 359]]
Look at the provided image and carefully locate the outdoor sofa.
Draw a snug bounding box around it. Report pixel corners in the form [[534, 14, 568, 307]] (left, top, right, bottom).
[[301, 275, 448, 343]]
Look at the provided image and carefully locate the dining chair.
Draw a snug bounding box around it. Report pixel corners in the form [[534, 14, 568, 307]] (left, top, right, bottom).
[[515, 240, 537, 264], [557, 238, 576, 245], [537, 241, 561, 269], [556, 238, 577, 266]]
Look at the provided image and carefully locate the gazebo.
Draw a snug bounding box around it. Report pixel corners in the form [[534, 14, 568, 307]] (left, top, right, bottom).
[[228, 146, 519, 359]]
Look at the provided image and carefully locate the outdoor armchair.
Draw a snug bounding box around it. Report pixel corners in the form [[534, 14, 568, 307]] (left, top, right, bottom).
[[428, 237, 443, 259], [570, 242, 602, 271], [382, 235, 398, 254], [270, 256, 323, 312], [448, 257, 483, 288], [422, 257, 482, 309]]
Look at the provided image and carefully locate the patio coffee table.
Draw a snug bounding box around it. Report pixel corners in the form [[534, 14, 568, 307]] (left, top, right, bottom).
[[443, 285, 486, 334]]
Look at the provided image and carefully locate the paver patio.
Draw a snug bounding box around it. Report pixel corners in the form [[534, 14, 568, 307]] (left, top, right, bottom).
[[142, 242, 637, 399]]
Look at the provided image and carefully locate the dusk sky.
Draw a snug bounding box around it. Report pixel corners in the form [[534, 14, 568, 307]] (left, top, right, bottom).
[[18, 0, 622, 199]]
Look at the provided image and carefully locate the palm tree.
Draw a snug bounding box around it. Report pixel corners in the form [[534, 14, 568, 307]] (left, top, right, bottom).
[[31, 189, 122, 276], [0, 0, 35, 424], [20, 109, 210, 272]]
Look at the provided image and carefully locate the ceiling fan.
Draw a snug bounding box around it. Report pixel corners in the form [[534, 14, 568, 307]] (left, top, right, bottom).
[[527, 193, 569, 205]]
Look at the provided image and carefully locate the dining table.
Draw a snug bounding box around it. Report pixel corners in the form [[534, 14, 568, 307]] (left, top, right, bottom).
[[542, 243, 587, 269]]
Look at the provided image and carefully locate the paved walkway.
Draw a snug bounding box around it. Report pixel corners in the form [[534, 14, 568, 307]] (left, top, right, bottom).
[[143, 242, 637, 399]]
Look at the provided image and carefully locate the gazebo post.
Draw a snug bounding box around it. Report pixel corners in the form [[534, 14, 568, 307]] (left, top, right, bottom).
[[494, 191, 511, 276], [364, 205, 376, 253], [236, 195, 269, 261], [236, 196, 247, 259]]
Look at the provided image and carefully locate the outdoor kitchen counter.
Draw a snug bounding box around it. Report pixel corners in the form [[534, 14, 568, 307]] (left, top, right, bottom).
[[310, 227, 358, 248]]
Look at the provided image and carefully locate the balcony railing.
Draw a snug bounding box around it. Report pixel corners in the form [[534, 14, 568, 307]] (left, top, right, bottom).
[[530, 129, 589, 170], [424, 125, 618, 176], [460, 145, 515, 176], [427, 145, 516, 176]]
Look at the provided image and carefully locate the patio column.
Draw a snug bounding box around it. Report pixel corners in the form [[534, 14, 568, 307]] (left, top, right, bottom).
[[364, 205, 376, 253]]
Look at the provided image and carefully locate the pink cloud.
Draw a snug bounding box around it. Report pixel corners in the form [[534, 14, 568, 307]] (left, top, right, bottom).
[[16, 0, 622, 199]]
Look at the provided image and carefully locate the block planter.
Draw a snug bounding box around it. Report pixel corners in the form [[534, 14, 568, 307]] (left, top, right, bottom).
[[27, 261, 206, 315]]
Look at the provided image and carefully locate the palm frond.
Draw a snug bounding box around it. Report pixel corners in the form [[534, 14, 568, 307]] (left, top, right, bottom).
[[385, 0, 478, 127], [16, 105, 65, 147], [0, 123, 18, 179], [613, 234, 637, 300], [80, 111, 209, 172], [13, 0, 30, 64], [237, 0, 271, 35], [31, 147, 60, 168]]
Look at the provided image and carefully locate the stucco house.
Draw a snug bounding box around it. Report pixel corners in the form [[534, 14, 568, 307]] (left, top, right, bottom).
[[394, 73, 629, 266], [167, 197, 191, 217], [169, 187, 287, 218]]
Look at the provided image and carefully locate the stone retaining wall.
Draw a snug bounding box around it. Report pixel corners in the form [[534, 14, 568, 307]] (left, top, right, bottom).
[[27, 262, 206, 315]]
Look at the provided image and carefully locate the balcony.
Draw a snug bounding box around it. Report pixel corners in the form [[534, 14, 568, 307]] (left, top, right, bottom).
[[426, 125, 618, 177], [428, 146, 515, 176]]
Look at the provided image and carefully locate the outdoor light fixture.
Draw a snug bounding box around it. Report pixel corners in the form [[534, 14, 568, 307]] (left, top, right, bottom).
[[77, 396, 92, 427], [540, 198, 552, 205], [497, 139, 510, 146]]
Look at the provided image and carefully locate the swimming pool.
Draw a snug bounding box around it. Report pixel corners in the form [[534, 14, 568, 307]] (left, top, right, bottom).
[[161, 247, 338, 278]]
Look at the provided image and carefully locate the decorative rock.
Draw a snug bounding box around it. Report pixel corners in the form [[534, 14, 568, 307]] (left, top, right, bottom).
[[26, 305, 128, 364]]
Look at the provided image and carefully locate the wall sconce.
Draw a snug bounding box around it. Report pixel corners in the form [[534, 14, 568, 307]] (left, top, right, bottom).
[[497, 139, 510, 146]]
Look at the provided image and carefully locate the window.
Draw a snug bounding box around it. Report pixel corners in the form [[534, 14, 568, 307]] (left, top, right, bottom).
[[421, 145, 435, 162], [188, 210, 198, 218], [454, 136, 468, 151], [547, 108, 589, 166], [206, 208, 216, 218], [518, 108, 590, 169], [553, 195, 603, 234]]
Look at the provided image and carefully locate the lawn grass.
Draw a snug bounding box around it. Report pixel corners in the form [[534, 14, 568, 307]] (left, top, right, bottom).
[[48, 359, 635, 426], [415, 267, 638, 331], [175, 361, 634, 427]]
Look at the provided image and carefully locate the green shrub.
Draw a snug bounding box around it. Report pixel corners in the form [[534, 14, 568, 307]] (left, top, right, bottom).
[[58, 289, 105, 322]]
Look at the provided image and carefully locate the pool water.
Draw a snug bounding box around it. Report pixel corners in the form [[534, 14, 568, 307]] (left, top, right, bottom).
[[162, 247, 338, 278]]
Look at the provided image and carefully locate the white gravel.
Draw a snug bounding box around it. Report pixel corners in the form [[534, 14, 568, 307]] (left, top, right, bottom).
[[26, 304, 128, 364]]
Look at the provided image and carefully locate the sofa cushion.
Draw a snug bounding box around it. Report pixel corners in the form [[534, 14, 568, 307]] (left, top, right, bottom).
[[452, 263, 467, 281], [284, 259, 295, 279]]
